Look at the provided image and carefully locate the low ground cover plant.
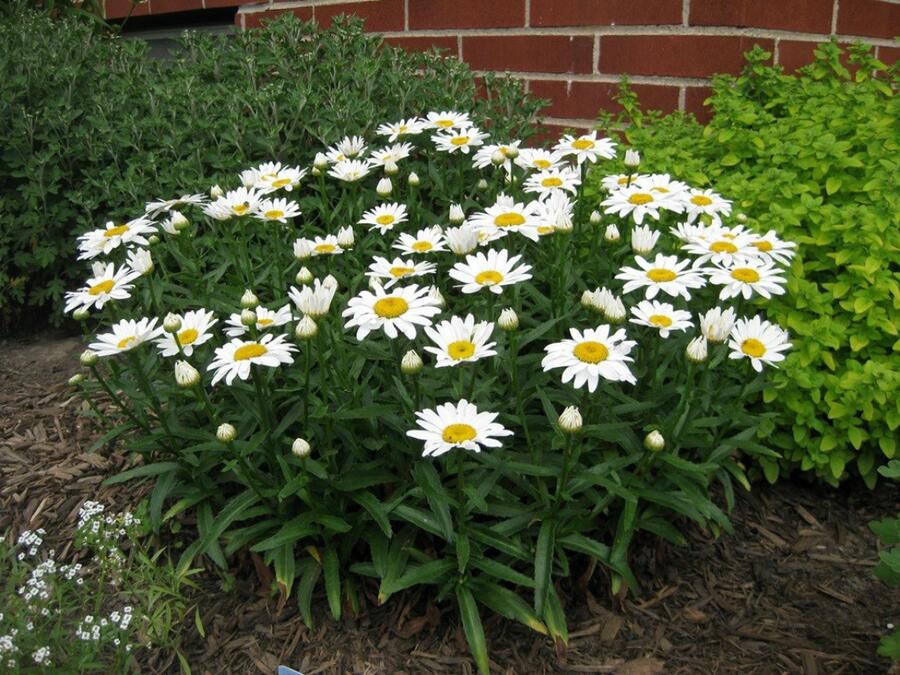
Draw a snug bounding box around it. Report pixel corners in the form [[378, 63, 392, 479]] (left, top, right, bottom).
[[66, 112, 796, 669], [870, 460, 900, 662], [587, 44, 899, 485], [0, 4, 539, 325]]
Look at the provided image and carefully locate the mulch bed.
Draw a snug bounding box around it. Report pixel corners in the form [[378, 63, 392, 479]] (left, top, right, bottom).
[[1, 329, 897, 674]]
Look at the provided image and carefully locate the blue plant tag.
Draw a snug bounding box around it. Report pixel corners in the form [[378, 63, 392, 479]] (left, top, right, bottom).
[[277, 667, 304, 675]]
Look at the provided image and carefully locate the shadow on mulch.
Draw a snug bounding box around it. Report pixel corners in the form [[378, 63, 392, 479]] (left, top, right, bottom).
[[1, 331, 897, 674]]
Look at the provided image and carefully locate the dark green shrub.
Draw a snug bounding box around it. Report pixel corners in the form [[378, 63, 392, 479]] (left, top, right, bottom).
[[587, 44, 899, 485], [0, 3, 541, 325], [870, 460, 900, 661]]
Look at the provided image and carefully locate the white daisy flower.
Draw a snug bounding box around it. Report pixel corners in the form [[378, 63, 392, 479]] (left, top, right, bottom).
[[342, 282, 441, 341], [747, 230, 797, 265], [630, 224, 661, 254], [554, 131, 616, 166], [288, 277, 338, 318], [224, 304, 292, 337], [208, 333, 296, 386], [670, 221, 712, 243], [684, 188, 732, 224], [368, 142, 414, 167], [295, 235, 343, 257], [424, 314, 497, 368], [89, 318, 164, 357], [616, 254, 707, 301], [325, 136, 368, 164], [681, 227, 755, 266], [534, 190, 575, 235], [467, 194, 542, 242], [155, 309, 217, 357], [64, 263, 141, 314], [523, 166, 581, 197], [515, 148, 565, 172], [366, 256, 437, 288], [601, 185, 684, 225], [376, 118, 426, 142], [449, 248, 533, 295], [407, 399, 513, 458], [243, 162, 307, 192], [359, 203, 408, 234], [254, 197, 302, 224], [445, 225, 480, 255], [699, 306, 736, 342], [708, 256, 787, 301], [728, 316, 792, 372], [328, 159, 372, 183], [424, 110, 472, 130], [210, 187, 264, 218], [126, 248, 153, 276], [393, 226, 447, 255], [542, 325, 637, 391], [600, 173, 646, 192], [473, 141, 522, 172], [635, 173, 689, 198], [144, 194, 206, 218], [199, 200, 234, 221], [432, 127, 488, 154], [629, 300, 693, 338], [77, 218, 156, 260]]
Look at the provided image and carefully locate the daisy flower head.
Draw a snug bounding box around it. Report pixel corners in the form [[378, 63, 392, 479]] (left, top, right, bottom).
[[343, 282, 441, 341], [366, 256, 437, 288], [64, 263, 141, 314], [288, 277, 338, 318], [368, 142, 414, 168], [224, 304, 292, 337], [295, 235, 344, 258], [630, 224, 661, 254], [254, 197, 302, 224], [407, 399, 513, 458], [554, 131, 616, 166], [89, 317, 163, 357], [515, 148, 564, 173], [681, 227, 756, 266], [468, 194, 542, 242], [728, 315, 791, 372], [615, 254, 707, 301], [155, 309, 217, 357], [424, 314, 497, 368], [376, 117, 426, 142], [218, 187, 264, 218], [445, 225, 480, 255], [326, 136, 368, 164], [629, 300, 693, 338], [432, 127, 489, 155], [328, 159, 372, 183], [634, 173, 690, 199], [600, 173, 647, 192], [208, 333, 296, 386], [709, 256, 787, 301], [449, 248, 533, 295], [424, 110, 472, 130], [244, 162, 307, 192], [126, 248, 153, 276], [77, 218, 156, 260], [542, 325, 637, 392], [535, 190, 575, 235], [359, 202, 409, 234], [523, 166, 581, 197], [601, 184, 684, 225], [670, 221, 713, 244], [393, 226, 447, 255], [473, 141, 522, 172], [699, 306, 737, 342], [747, 230, 797, 265], [684, 188, 732, 224], [144, 194, 206, 218]]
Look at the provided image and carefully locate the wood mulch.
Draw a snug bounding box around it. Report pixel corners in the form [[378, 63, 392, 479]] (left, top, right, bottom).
[[1, 330, 897, 674]]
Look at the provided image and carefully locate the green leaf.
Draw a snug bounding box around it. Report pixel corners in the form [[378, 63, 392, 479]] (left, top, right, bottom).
[[534, 519, 555, 615], [472, 557, 535, 588], [543, 584, 569, 646], [456, 585, 490, 675], [323, 545, 341, 620], [825, 177, 841, 195], [412, 462, 454, 540], [104, 461, 181, 485], [470, 578, 546, 634], [379, 558, 454, 597]]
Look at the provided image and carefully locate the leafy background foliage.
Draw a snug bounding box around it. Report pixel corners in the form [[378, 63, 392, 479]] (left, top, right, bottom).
[[589, 44, 899, 486], [0, 3, 542, 326]]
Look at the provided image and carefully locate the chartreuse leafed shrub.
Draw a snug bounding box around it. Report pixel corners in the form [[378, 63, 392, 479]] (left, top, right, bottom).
[[587, 43, 899, 486], [0, 3, 540, 326], [67, 115, 795, 670]]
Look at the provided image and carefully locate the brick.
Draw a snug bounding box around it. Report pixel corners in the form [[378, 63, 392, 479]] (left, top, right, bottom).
[[408, 0, 525, 29], [382, 35, 458, 55], [151, 0, 202, 13], [777, 40, 858, 72], [837, 0, 900, 40], [684, 86, 714, 124], [689, 0, 832, 34], [104, 0, 150, 19], [531, 0, 681, 27], [600, 35, 774, 78], [243, 7, 314, 29], [206, 0, 252, 8], [463, 35, 594, 74], [878, 45, 900, 66], [529, 79, 679, 119], [315, 0, 405, 32]]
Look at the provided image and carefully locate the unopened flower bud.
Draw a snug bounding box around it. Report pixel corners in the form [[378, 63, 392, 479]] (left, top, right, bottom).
[[476, 178, 488, 191], [505, 145, 519, 159], [337, 226, 354, 248], [217, 423, 237, 443], [590, 210, 601, 225], [605, 298, 626, 323], [604, 224, 620, 243], [313, 153, 328, 170], [174, 360, 200, 388], [73, 307, 90, 321], [686, 335, 708, 363], [449, 203, 465, 225], [171, 211, 190, 232], [295, 316, 318, 340], [408, 172, 420, 187], [491, 149, 506, 166], [291, 438, 311, 458], [240, 289, 259, 309], [644, 430, 665, 452], [311, 167, 321, 176], [240, 309, 257, 327], [80, 350, 98, 367], [148, 234, 160, 246], [736, 213, 747, 223], [446, 226, 478, 255], [401, 350, 424, 375], [498, 308, 519, 331], [426, 285, 446, 309], [384, 160, 399, 176], [295, 266, 313, 285], [163, 313, 182, 333], [558, 406, 582, 433], [210, 184, 224, 199], [377, 177, 392, 196], [580, 290, 594, 308], [624, 149, 641, 169], [293, 239, 313, 260], [68, 373, 84, 387]]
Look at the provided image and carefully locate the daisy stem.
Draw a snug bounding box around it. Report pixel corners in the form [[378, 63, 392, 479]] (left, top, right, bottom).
[[89, 365, 151, 436], [303, 342, 312, 427], [455, 449, 466, 538], [554, 433, 577, 508], [466, 362, 478, 402], [126, 352, 174, 440]]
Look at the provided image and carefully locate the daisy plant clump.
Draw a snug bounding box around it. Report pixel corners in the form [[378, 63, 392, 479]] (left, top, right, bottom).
[[68, 113, 795, 671]]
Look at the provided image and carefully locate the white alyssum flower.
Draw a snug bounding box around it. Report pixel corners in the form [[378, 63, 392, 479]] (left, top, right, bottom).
[[424, 314, 497, 368], [449, 248, 533, 295], [542, 326, 637, 391], [359, 202, 409, 234], [155, 309, 217, 357], [64, 263, 140, 314], [342, 282, 441, 341], [728, 316, 792, 372], [208, 333, 296, 386], [407, 399, 513, 458], [366, 256, 437, 288], [615, 254, 707, 301], [629, 300, 693, 338], [89, 318, 163, 357]]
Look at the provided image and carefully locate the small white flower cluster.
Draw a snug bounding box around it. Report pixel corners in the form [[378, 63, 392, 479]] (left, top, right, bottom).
[[0, 633, 19, 670], [16, 528, 45, 559], [75, 606, 133, 643], [76, 501, 140, 566], [32, 645, 51, 666]]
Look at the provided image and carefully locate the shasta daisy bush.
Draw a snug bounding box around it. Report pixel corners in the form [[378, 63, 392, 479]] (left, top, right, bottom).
[[68, 113, 795, 671]]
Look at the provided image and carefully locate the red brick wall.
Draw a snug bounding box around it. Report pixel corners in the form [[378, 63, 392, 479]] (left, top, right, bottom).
[[106, 0, 900, 127]]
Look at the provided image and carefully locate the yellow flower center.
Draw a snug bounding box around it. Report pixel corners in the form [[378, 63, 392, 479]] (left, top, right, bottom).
[[234, 342, 268, 361], [447, 340, 476, 360], [315, 244, 336, 254], [617, 176, 630, 185], [628, 193, 654, 205], [116, 335, 137, 350], [752, 240, 773, 252], [651, 186, 670, 193], [475, 270, 504, 285], [537, 226, 555, 235], [264, 210, 285, 220], [435, 119, 454, 128], [442, 423, 477, 443], [649, 314, 673, 328], [573, 340, 609, 364], [398, 124, 408, 133], [710, 241, 738, 253], [691, 195, 713, 206], [376, 214, 396, 226], [103, 225, 129, 238], [270, 178, 291, 188], [373, 297, 408, 318], [450, 136, 470, 146], [741, 338, 766, 358], [88, 279, 115, 296], [232, 203, 250, 216], [389, 266, 415, 278], [177, 328, 199, 345], [731, 268, 760, 283], [541, 177, 563, 188], [647, 268, 677, 282], [257, 318, 274, 327], [494, 212, 525, 227], [534, 159, 551, 169], [411, 241, 433, 252], [572, 139, 595, 150]]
